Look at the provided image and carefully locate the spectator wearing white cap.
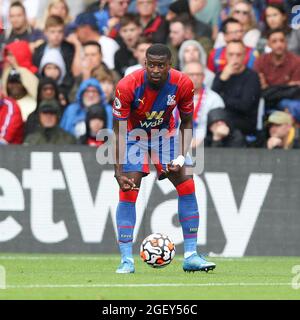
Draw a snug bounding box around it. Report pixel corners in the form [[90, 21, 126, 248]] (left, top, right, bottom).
[[265, 111, 300, 150]]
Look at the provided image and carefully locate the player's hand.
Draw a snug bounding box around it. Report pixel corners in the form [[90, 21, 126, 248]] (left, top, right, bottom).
[[162, 155, 185, 175], [165, 162, 181, 173], [115, 175, 139, 192]]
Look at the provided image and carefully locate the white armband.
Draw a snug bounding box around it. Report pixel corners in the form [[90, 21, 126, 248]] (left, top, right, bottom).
[[171, 155, 185, 167]]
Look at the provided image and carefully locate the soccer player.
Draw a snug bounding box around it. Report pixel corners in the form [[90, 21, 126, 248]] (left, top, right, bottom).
[[113, 43, 216, 274]]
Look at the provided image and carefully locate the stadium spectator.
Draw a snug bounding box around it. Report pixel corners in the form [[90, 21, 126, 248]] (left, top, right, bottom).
[[183, 61, 225, 148], [39, 48, 67, 87], [37, 0, 73, 36], [257, 3, 300, 55], [1, 0, 42, 29], [92, 70, 116, 105], [24, 99, 76, 145], [2, 57, 38, 121], [60, 78, 113, 138], [68, 12, 119, 71], [136, 0, 169, 43], [4, 40, 38, 74], [4, 1, 44, 50], [204, 107, 246, 147], [168, 0, 220, 40], [207, 17, 258, 73], [169, 11, 213, 53], [212, 40, 261, 136], [87, 0, 130, 38], [0, 83, 24, 145], [33, 15, 75, 92], [69, 41, 111, 102], [25, 77, 60, 137], [78, 104, 109, 146], [124, 36, 153, 76], [264, 111, 300, 149], [178, 40, 215, 88], [168, 14, 212, 69], [114, 14, 142, 78], [166, 0, 213, 38], [192, 0, 221, 40], [218, 0, 240, 28], [215, 0, 261, 48], [254, 29, 300, 110]]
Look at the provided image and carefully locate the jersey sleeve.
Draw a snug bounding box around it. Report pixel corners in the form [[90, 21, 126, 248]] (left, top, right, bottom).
[[177, 75, 194, 115], [112, 79, 134, 120], [1, 100, 24, 144]]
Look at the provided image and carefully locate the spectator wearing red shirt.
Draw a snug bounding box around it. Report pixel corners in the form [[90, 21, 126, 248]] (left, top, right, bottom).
[[254, 29, 300, 111], [0, 84, 24, 145], [254, 29, 300, 89]]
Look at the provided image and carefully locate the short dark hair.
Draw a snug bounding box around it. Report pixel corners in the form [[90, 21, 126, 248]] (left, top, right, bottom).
[[170, 13, 190, 26], [120, 13, 141, 29], [267, 28, 286, 39], [74, 12, 99, 32], [135, 36, 153, 49], [146, 44, 172, 60], [10, 1, 26, 14], [222, 17, 241, 33], [83, 41, 102, 55], [170, 13, 196, 35], [227, 40, 246, 50]]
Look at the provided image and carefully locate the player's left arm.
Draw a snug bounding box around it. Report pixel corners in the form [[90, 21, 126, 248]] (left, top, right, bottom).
[[178, 110, 193, 157], [166, 75, 194, 173]]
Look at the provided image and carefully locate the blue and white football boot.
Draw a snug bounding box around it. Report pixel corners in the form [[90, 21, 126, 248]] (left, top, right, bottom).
[[183, 253, 216, 273], [115, 259, 135, 274]]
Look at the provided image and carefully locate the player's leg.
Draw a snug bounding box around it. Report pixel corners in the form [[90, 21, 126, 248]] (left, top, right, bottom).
[[115, 137, 150, 273], [116, 171, 144, 274], [166, 169, 199, 257], [166, 168, 216, 272], [151, 137, 201, 261]]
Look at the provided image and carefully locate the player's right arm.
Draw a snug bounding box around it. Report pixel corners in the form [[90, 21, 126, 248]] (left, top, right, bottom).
[[113, 79, 138, 192]]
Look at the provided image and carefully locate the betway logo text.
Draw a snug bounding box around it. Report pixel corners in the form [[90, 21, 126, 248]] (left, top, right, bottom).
[[0, 152, 272, 257], [140, 111, 165, 128]]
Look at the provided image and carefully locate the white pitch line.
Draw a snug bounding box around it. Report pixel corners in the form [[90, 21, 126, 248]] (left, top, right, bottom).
[[0, 256, 119, 261], [0, 256, 268, 262], [4, 283, 293, 289]]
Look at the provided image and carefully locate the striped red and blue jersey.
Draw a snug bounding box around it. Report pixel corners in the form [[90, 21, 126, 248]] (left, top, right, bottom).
[[113, 68, 194, 133], [207, 46, 259, 73]]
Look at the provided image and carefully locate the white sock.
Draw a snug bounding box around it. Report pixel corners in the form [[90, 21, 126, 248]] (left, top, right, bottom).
[[184, 251, 197, 259]]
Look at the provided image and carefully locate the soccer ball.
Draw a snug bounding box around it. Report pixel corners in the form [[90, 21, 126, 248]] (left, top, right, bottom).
[[140, 233, 175, 268]]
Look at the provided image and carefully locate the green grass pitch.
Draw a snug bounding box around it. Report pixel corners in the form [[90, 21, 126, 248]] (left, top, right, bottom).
[[0, 254, 299, 300]]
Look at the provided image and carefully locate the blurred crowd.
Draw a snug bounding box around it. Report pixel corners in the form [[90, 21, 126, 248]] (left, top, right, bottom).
[[1, 0, 300, 150]]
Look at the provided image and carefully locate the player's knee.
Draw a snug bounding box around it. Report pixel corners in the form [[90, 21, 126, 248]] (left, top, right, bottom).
[[176, 178, 195, 196], [119, 190, 139, 203]]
